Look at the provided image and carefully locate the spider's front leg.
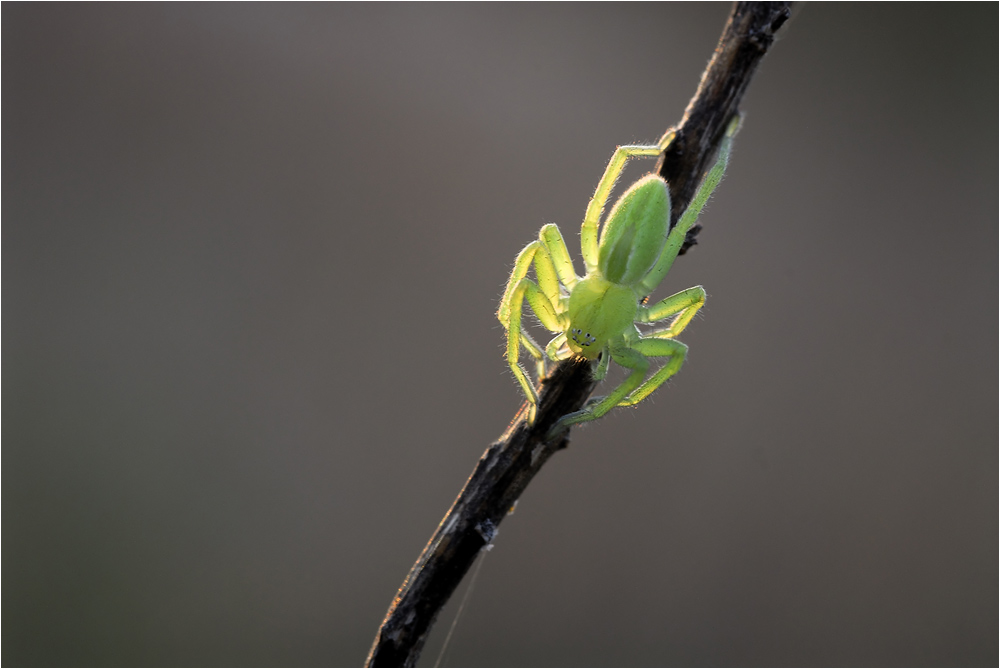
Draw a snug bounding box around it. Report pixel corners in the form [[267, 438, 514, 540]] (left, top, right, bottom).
[[498, 234, 569, 422]]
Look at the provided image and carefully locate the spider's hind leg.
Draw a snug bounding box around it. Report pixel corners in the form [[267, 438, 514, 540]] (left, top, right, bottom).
[[617, 338, 688, 407], [580, 132, 676, 273], [548, 343, 651, 435], [546, 337, 688, 437], [638, 118, 738, 297]]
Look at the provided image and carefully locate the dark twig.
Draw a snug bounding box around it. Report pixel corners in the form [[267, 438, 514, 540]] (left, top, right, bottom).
[[365, 3, 790, 666], [664, 2, 792, 256]]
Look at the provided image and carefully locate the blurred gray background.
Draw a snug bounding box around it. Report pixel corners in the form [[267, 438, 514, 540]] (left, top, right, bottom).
[[4, 4, 996, 666]]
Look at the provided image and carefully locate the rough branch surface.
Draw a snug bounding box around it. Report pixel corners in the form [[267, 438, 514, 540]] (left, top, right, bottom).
[[365, 3, 791, 666]]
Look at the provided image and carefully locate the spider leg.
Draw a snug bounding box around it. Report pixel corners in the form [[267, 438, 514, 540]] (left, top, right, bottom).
[[503, 278, 562, 421], [498, 240, 568, 422], [539, 224, 579, 291], [498, 241, 560, 326], [545, 332, 571, 361], [638, 117, 739, 297], [595, 345, 612, 380], [580, 131, 676, 273], [617, 338, 688, 406], [519, 327, 547, 379], [638, 286, 706, 338], [548, 342, 651, 435]]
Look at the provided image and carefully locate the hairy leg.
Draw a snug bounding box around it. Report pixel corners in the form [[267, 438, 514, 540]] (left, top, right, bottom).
[[548, 344, 650, 435], [638, 117, 738, 297], [503, 278, 562, 420], [498, 241, 559, 326], [638, 285, 706, 338], [581, 132, 676, 273], [617, 338, 688, 406], [498, 238, 567, 420], [539, 224, 578, 292], [519, 327, 547, 380]]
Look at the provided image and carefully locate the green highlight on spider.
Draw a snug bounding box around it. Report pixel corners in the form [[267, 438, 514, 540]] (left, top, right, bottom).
[[497, 116, 739, 437]]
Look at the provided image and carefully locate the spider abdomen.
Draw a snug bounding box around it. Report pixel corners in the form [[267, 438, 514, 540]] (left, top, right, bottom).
[[598, 174, 670, 287]]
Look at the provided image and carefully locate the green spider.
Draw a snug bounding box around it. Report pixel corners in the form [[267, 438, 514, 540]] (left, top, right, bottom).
[[497, 117, 738, 435]]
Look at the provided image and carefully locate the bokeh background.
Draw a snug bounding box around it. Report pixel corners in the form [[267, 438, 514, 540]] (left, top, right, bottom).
[[4, 4, 996, 666]]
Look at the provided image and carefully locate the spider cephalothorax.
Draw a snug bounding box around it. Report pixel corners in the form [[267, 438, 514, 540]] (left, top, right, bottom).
[[498, 117, 738, 434]]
